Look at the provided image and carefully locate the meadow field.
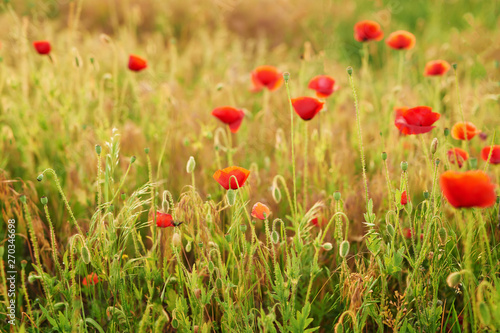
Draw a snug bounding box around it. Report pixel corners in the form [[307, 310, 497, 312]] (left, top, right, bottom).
[[1, 0, 500, 331]]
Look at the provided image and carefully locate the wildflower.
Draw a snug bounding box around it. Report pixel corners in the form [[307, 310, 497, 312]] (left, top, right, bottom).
[[82, 272, 99, 286], [213, 166, 250, 190], [311, 215, 327, 227], [128, 54, 147, 72], [251, 202, 271, 220], [481, 145, 500, 164], [424, 60, 451, 76], [354, 20, 384, 42], [451, 122, 480, 140], [386, 30, 416, 50], [394, 106, 440, 135], [291, 96, 325, 121], [156, 211, 175, 228], [211, 106, 245, 133], [447, 148, 469, 168], [440, 170, 496, 208], [250, 65, 283, 92], [307, 75, 338, 98], [33, 40, 51, 55], [401, 191, 409, 205], [403, 228, 413, 239]]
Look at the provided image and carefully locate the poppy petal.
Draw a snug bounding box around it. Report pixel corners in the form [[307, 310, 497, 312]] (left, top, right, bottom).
[[440, 170, 496, 208], [213, 166, 251, 190], [291, 97, 325, 121], [481, 145, 500, 164]]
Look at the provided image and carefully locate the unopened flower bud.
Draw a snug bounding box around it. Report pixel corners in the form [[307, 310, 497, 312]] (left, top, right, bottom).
[[339, 240, 350, 258], [186, 156, 196, 174], [322, 242, 333, 251], [334, 191, 341, 201], [130, 156, 136, 164], [226, 189, 236, 206], [444, 128, 450, 137], [431, 138, 438, 155], [446, 271, 461, 288], [172, 233, 182, 247], [386, 223, 395, 238], [37, 174, 44, 182], [271, 231, 279, 244]]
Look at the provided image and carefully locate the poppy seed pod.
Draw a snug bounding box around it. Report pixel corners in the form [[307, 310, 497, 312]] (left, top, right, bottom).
[[283, 72, 290, 82], [144, 147, 150, 154], [20, 195, 27, 204], [334, 191, 341, 201], [401, 161, 408, 171], [130, 156, 136, 164], [339, 240, 350, 258], [346, 66, 353, 76], [444, 128, 450, 137], [121, 193, 126, 200], [239, 224, 247, 233], [452, 63, 457, 70], [95, 144, 102, 155], [186, 156, 196, 173], [41, 196, 48, 205], [446, 272, 461, 288], [423, 191, 430, 199], [381, 151, 387, 161]]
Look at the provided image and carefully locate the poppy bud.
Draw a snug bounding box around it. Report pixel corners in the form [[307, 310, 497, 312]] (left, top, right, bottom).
[[335, 323, 344, 333], [37, 174, 44, 182], [381, 151, 387, 161], [144, 147, 150, 154], [20, 195, 27, 204], [444, 128, 450, 137], [478, 302, 491, 326], [469, 157, 477, 169], [401, 161, 408, 171], [322, 242, 333, 251], [208, 261, 214, 273], [186, 156, 196, 174], [172, 319, 179, 329], [283, 72, 290, 82], [431, 138, 438, 155], [216, 278, 223, 289], [386, 223, 395, 238], [271, 231, 279, 244], [81, 246, 91, 264], [438, 227, 447, 244], [226, 189, 236, 206], [334, 191, 341, 201], [185, 241, 192, 252], [272, 186, 281, 203], [41, 196, 48, 205], [172, 233, 182, 247], [239, 224, 247, 233], [446, 272, 461, 288], [423, 191, 430, 199], [435, 158, 441, 166], [346, 66, 353, 76], [452, 63, 457, 70], [198, 242, 203, 248], [130, 156, 136, 164], [216, 83, 224, 91], [95, 144, 102, 155], [339, 240, 350, 258]]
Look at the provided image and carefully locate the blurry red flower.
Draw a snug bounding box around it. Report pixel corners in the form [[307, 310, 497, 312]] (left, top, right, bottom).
[[394, 106, 440, 135], [481, 145, 500, 164], [82, 272, 99, 286], [156, 211, 175, 228], [212, 106, 245, 133], [251, 202, 271, 220], [311, 216, 327, 227], [291, 97, 325, 121], [386, 30, 416, 50], [251, 65, 283, 92], [404, 228, 413, 239], [33, 40, 51, 55], [451, 122, 480, 140], [440, 170, 496, 208], [447, 148, 469, 168], [424, 60, 451, 76], [354, 20, 384, 42], [128, 54, 147, 72], [401, 191, 409, 205], [213, 166, 250, 190], [308, 75, 338, 98]]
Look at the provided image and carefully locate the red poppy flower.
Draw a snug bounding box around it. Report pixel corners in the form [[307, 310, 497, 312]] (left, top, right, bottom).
[[311, 216, 327, 227], [447, 148, 469, 168], [128, 54, 147, 72], [251, 202, 271, 220], [440, 170, 496, 208], [451, 122, 480, 140], [213, 166, 250, 190], [308, 75, 338, 98], [156, 211, 175, 228], [211, 106, 245, 133], [404, 228, 413, 239], [33, 40, 51, 55], [291, 97, 325, 121], [386, 30, 416, 50], [82, 272, 99, 286], [251, 65, 283, 92], [401, 191, 409, 205], [394, 106, 440, 135], [354, 20, 384, 42], [424, 60, 451, 76], [481, 145, 500, 164]]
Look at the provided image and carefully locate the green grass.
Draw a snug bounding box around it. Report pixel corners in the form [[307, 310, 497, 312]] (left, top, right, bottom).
[[1, 0, 500, 332]]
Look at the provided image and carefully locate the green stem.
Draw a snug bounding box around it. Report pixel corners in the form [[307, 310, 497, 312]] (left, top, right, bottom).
[[284, 76, 298, 220]]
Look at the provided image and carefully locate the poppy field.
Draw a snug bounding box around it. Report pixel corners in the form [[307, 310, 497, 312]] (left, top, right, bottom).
[[1, 0, 500, 332]]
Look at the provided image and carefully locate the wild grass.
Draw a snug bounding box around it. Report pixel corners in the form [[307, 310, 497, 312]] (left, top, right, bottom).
[[0, 0, 500, 332]]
